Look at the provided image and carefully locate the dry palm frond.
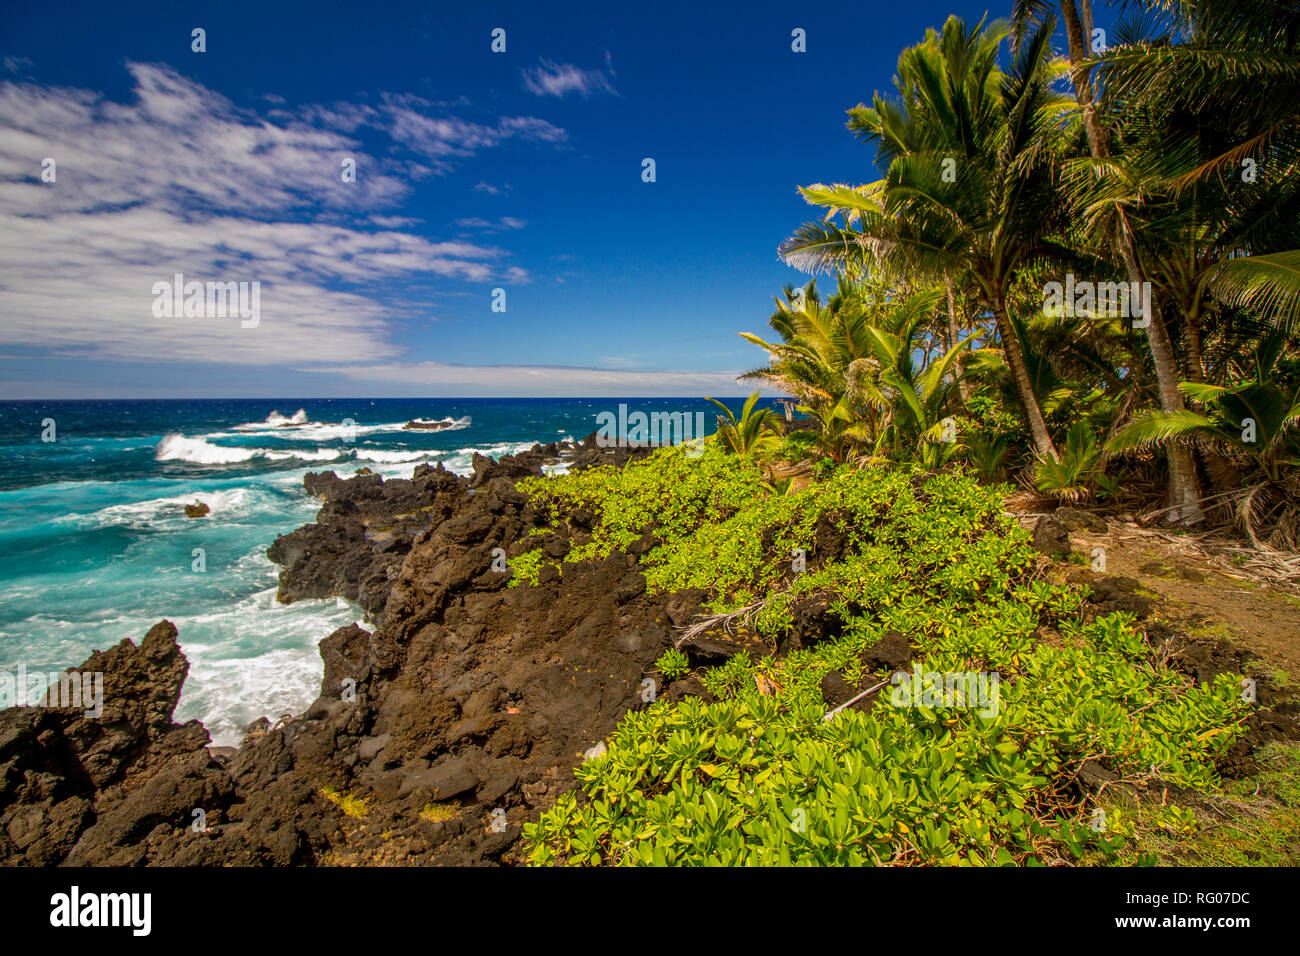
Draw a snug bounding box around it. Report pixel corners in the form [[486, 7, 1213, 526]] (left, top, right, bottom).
[[672, 599, 772, 650], [1005, 490, 1300, 592]]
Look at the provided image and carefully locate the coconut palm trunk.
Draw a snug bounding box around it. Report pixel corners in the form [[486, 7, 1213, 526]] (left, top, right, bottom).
[[989, 288, 1058, 460], [1172, 298, 1243, 491], [1182, 308, 1206, 383], [945, 273, 971, 405], [1117, 233, 1205, 522], [1059, 1, 1109, 161], [1057, 0, 1205, 523]]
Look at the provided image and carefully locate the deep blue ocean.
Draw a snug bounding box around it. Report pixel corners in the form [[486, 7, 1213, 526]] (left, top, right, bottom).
[[0, 397, 753, 744]]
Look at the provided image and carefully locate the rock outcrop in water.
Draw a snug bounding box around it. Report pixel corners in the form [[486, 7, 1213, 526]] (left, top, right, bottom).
[[0, 621, 223, 865], [267, 463, 469, 619]]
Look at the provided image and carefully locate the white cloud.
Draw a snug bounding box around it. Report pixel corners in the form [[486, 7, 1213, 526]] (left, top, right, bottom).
[[0, 64, 552, 366], [0, 64, 412, 216], [522, 57, 616, 98], [370, 214, 420, 228]]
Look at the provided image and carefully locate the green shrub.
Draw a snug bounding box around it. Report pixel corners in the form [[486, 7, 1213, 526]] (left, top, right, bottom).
[[775, 428, 818, 462], [513, 451, 1250, 866], [655, 648, 691, 682], [506, 547, 546, 588]]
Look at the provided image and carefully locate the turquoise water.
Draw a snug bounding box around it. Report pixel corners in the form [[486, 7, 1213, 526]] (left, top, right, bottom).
[[0, 398, 748, 744]]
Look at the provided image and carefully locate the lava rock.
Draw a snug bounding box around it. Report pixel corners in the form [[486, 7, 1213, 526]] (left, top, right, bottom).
[[1032, 516, 1072, 558]]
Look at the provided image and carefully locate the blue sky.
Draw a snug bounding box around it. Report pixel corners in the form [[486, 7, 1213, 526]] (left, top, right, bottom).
[[2, 0, 1007, 397]]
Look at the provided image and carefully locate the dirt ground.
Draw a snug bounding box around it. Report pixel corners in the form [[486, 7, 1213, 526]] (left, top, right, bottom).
[[1067, 525, 1300, 679], [1004, 494, 1300, 680]]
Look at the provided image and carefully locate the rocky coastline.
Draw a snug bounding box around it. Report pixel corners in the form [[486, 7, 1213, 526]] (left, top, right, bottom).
[[0, 433, 696, 866], [2, 433, 1295, 866]]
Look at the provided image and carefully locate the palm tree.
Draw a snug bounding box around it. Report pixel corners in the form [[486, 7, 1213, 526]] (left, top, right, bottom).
[[739, 278, 885, 451], [1107, 331, 1300, 544], [740, 278, 978, 465], [1035, 420, 1105, 502], [1012, 1, 1106, 156], [738, 280, 859, 429], [1074, 0, 1300, 518], [1014, 0, 1210, 522], [851, 296, 980, 465], [1091, 0, 1300, 336], [793, 396, 874, 464], [781, 16, 1073, 462], [704, 391, 781, 456], [1096, 0, 1300, 201]]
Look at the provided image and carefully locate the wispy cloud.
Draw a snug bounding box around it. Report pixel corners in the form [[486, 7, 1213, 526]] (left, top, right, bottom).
[[370, 214, 420, 228], [381, 93, 565, 168], [0, 64, 559, 367], [0, 64, 411, 216], [454, 216, 527, 232], [522, 55, 616, 98]]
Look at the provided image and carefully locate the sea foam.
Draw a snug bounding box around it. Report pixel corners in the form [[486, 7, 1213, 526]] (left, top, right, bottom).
[[155, 434, 258, 464], [154, 434, 341, 466]]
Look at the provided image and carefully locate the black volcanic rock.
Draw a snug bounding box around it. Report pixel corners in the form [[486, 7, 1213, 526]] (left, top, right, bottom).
[[0, 437, 741, 866], [268, 463, 468, 618], [269, 445, 589, 619], [568, 431, 657, 471], [0, 621, 235, 865], [1032, 516, 1072, 558]]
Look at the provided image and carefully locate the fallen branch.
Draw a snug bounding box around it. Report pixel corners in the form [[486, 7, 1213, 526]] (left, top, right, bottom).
[[822, 679, 889, 721]]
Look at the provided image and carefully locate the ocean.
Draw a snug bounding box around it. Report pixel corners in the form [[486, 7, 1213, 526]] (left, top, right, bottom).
[[0, 397, 752, 745]]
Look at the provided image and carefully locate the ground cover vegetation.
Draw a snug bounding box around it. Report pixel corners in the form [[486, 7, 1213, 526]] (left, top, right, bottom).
[[516, 0, 1298, 866]]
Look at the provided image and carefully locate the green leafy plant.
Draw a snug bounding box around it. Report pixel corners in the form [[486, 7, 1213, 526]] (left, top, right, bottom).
[[321, 786, 369, 819], [1034, 421, 1103, 502], [775, 428, 819, 462], [965, 430, 1012, 484], [1107, 332, 1300, 544], [1108, 332, 1300, 484], [655, 648, 691, 682]]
